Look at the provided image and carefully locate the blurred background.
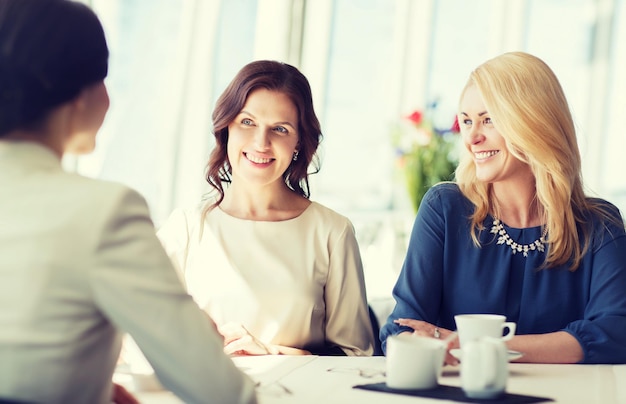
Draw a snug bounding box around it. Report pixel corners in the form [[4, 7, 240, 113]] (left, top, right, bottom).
[[72, 0, 626, 305]]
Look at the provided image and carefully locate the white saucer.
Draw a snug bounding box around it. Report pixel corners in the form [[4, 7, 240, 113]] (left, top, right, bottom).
[[450, 348, 523, 362]]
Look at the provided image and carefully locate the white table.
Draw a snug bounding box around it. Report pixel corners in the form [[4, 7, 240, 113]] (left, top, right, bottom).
[[120, 356, 626, 403]]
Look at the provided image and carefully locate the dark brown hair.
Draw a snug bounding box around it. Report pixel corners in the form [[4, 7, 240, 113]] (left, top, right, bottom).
[[206, 60, 322, 208], [0, 0, 108, 136]]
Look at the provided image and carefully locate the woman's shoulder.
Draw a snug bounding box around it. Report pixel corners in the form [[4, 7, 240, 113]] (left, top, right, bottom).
[[305, 201, 351, 221], [584, 197, 626, 236], [156, 203, 206, 236], [426, 182, 461, 198], [586, 197, 623, 218], [52, 177, 156, 239], [64, 174, 147, 210], [422, 182, 471, 212], [301, 202, 361, 248], [301, 201, 354, 231]]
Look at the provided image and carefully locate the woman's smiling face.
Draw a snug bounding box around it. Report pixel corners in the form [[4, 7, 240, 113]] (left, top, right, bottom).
[[459, 85, 529, 184], [227, 88, 299, 188]]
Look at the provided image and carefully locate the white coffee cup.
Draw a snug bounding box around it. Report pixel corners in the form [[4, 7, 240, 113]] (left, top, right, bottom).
[[461, 336, 508, 399], [454, 314, 516, 348], [386, 334, 446, 390]]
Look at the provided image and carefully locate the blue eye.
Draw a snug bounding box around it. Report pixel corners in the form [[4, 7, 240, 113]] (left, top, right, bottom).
[[242, 118, 254, 126], [274, 126, 288, 134]]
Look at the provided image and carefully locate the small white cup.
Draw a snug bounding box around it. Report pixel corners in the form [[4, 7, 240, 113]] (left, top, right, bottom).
[[461, 336, 508, 399], [386, 334, 446, 390], [454, 314, 516, 349]]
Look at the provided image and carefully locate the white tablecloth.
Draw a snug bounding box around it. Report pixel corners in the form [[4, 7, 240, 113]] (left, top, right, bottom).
[[119, 356, 626, 403]]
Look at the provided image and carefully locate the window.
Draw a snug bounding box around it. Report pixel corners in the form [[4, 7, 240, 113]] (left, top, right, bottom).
[[74, 0, 626, 300]]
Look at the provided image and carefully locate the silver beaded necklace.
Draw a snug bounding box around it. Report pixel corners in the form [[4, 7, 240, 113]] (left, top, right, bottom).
[[490, 218, 548, 257]]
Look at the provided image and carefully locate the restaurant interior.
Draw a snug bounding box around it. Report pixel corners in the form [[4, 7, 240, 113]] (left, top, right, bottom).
[[72, 1, 626, 402]]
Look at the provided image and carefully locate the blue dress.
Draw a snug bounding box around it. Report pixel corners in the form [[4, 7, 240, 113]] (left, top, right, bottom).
[[380, 183, 626, 364]]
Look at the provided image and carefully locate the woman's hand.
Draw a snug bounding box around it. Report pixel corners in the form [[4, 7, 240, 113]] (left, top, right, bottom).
[[219, 323, 280, 355], [394, 318, 459, 365], [218, 322, 312, 356]]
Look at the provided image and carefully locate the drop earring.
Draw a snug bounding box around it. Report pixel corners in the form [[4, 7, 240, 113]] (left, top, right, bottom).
[[292, 150, 299, 161]]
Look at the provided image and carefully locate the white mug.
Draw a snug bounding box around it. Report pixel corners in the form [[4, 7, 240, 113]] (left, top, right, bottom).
[[386, 334, 446, 390], [461, 336, 508, 399], [454, 314, 516, 348]]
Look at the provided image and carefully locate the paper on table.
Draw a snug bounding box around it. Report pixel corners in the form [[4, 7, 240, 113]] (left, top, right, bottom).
[[232, 355, 318, 385]]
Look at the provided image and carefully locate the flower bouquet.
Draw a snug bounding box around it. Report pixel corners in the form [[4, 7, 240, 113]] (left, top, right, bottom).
[[392, 104, 460, 213]]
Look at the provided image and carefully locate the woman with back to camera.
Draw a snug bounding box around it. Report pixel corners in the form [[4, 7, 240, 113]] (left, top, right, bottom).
[[380, 51, 626, 364], [0, 0, 256, 403], [157, 60, 374, 356]]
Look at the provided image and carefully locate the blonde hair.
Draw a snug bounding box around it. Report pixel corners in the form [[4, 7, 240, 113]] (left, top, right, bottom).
[[456, 51, 608, 270]]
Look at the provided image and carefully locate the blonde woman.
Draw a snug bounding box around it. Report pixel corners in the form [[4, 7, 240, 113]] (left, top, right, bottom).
[[381, 52, 626, 364]]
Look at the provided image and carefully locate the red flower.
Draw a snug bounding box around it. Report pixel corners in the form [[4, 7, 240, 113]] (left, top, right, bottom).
[[451, 115, 460, 133], [406, 110, 423, 126]]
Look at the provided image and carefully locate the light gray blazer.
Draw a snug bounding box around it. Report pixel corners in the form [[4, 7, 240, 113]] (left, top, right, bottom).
[[0, 141, 256, 404]]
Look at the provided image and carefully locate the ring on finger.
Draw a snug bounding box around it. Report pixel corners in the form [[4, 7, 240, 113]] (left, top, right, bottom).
[[433, 327, 441, 339]]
